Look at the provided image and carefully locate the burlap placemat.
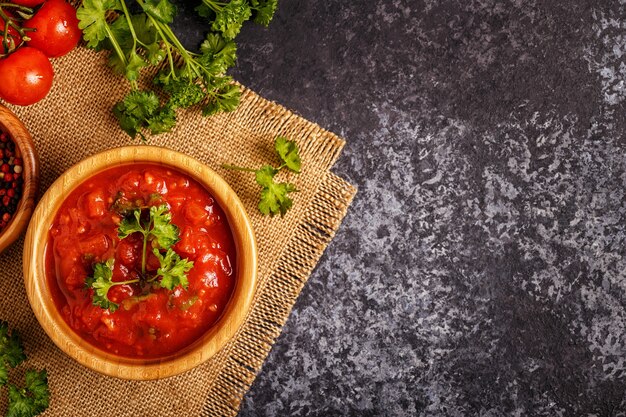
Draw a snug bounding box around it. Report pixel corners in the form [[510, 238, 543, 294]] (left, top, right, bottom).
[[2, 47, 355, 416]]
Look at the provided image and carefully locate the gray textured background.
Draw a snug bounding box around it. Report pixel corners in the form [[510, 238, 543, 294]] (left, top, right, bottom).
[[174, 1, 626, 415]]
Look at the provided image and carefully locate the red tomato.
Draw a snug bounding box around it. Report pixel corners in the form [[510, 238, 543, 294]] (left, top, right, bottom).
[[24, 0, 81, 58], [9, 0, 45, 6], [0, 12, 22, 54], [83, 189, 107, 218], [0, 47, 53, 106], [184, 200, 209, 224]]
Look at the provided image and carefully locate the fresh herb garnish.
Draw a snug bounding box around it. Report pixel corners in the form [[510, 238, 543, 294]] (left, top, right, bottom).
[[224, 136, 301, 217], [0, 322, 49, 417], [118, 204, 180, 274], [6, 370, 50, 417], [153, 247, 194, 290], [0, 322, 26, 386], [85, 259, 125, 312], [76, 0, 278, 140], [86, 205, 194, 312]]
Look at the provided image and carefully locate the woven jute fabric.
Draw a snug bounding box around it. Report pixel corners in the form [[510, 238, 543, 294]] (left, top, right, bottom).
[[2, 47, 355, 416]]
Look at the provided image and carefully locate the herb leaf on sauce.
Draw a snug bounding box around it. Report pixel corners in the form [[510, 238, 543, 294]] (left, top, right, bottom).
[[118, 204, 180, 250], [153, 248, 194, 290], [85, 259, 121, 312], [87, 205, 194, 312], [149, 205, 180, 249], [223, 136, 301, 217]]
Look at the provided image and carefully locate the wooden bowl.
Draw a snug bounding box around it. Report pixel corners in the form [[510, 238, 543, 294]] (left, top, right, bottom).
[[23, 146, 257, 380], [0, 104, 38, 252]]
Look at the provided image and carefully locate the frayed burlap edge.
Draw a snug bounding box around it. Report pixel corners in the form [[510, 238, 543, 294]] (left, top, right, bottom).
[[202, 172, 355, 416]]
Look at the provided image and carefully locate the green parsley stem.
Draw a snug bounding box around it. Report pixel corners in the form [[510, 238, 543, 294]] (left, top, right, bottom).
[[104, 23, 129, 71], [141, 230, 148, 277], [119, 0, 138, 52], [221, 164, 257, 172], [135, 4, 181, 79], [110, 278, 140, 287], [201, 0, 226, 13]]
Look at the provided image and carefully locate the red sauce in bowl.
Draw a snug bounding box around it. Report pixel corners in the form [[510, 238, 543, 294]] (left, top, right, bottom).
[[45, 164, 236, 358]]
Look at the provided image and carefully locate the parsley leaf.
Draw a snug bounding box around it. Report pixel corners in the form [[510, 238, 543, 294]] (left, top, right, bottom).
[[251, 0, 278, 26], [77, 0, 278, 139], [118, 205, 180, 249], [0, 321, 26, 386], [85, 259, 119, 312], [153, 248, 194, 290], [117, 206, 144, 239], [275, 136, 301, 173], [7, 370, 50, 417], [146, 104, 178, 135], [113, 90, 161, 139], [223, 136, 301, 216], [158, 79, 205, 109], [202, 81, 241, 116], [87, 203, 195, 311], [211, 0, 252, 40], [113, 91, 177, 139], [256, 166, 297, 216], [76, 0, 121, 49], [142, 0, 176, 24], [149, 205, 180, 249], [199, 33, 237, 74]]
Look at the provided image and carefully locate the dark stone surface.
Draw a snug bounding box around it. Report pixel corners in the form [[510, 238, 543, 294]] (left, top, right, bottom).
[[175, 1, 626, 415]]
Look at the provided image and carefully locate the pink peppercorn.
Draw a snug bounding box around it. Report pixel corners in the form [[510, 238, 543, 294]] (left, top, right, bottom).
[[0, 129, 24, 233]]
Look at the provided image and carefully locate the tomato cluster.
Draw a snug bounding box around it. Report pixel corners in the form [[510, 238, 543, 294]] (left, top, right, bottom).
[[0, 0, 80, 106]]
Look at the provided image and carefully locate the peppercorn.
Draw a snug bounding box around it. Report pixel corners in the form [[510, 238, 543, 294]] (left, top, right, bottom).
[[0, 129, 24, 233]]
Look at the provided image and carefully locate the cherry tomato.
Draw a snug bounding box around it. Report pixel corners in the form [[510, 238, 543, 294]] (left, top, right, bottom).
[[8, 0, 45, 6], [0, 12, 22, 54], [24, 0, 81, 58], [0, 47, 53, 106]]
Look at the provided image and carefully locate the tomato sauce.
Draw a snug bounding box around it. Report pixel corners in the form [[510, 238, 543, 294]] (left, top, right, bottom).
[[45, 164, 236, 358]]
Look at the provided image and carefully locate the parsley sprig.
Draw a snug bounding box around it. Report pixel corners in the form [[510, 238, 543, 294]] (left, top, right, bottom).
[[86, 205, 194, 312], [0, 322, 49, 417], [224, 136, 301, 216], [76, 0, 278, 140]]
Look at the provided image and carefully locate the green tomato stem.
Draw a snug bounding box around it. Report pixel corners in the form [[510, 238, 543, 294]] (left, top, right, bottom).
[[141, 226, 150, 278], [0, 7, 29, 40], [0, 3, 33, 13], [1, 12, 9, 54]]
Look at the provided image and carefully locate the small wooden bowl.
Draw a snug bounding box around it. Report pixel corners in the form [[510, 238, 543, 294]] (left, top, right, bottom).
[[23, 146, 257, 380], [0, 105, 38, 252]]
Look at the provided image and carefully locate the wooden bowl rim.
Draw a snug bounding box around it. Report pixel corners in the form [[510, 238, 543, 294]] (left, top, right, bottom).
[[23, 145, 257, 380], [0, 105, 38, 253]]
